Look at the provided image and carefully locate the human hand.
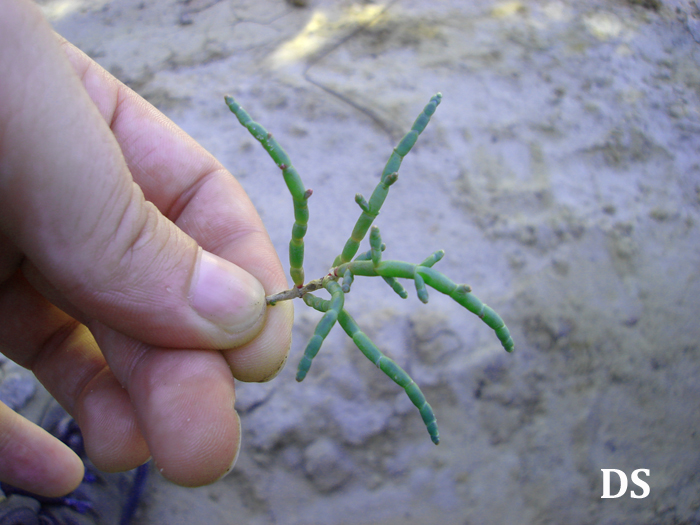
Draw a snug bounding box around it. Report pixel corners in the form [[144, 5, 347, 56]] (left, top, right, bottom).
[[0, 0, 293, 497]]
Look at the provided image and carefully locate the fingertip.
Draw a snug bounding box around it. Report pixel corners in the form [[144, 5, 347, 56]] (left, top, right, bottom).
[[153, 407, 241, 487], [75, 368, 150, 472], [39, 440, 85, 498], [213, 410, 242, 482], [0, 403, 84, 498], [42, 441, 85, 498], [129, 349, 241, 487], [224, 300, 293, 383], [258, 350, 289, 383]]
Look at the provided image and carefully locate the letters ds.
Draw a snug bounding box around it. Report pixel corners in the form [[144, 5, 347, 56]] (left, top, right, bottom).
[[601, 469, 650, 499]]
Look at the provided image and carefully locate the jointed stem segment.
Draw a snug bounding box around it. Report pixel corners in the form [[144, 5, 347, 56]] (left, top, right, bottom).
[[225, 95, 310, 287], [332, 260, 515, 353], [226, 92, 513, 445], [303, 293, 439, 445], [333, 93, 442, 267], [296, 280, 344, 381]]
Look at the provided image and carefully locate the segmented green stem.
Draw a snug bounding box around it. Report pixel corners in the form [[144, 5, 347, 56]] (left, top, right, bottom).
[[303, 294, 439, 445], [333, 93, 443, 266], [333, 260, 514, 352], [225, 95, 310, 287], [296, 280, 345, 381]]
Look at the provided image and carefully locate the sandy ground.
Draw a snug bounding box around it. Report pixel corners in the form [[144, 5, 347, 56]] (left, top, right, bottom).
[[20, 0, 700, 523]]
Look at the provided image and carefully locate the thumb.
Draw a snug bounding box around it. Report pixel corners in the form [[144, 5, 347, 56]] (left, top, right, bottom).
[[0, 1, 266, 349]]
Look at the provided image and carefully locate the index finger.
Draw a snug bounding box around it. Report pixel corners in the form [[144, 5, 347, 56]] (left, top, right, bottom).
[[58, 37, 293, 381]]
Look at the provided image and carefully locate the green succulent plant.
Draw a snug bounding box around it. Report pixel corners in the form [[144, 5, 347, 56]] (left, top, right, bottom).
[[225, 93, 513, 445]]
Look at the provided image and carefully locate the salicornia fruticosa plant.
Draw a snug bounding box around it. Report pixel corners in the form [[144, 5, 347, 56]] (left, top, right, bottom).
[[225, 93, 514, 445]]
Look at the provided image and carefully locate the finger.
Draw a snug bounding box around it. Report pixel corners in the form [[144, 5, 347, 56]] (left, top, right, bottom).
[[0, 270, 150, 474], [0, 1, 266, 350], [89, 323, 241, 487], [0, 402, 84, 498]]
